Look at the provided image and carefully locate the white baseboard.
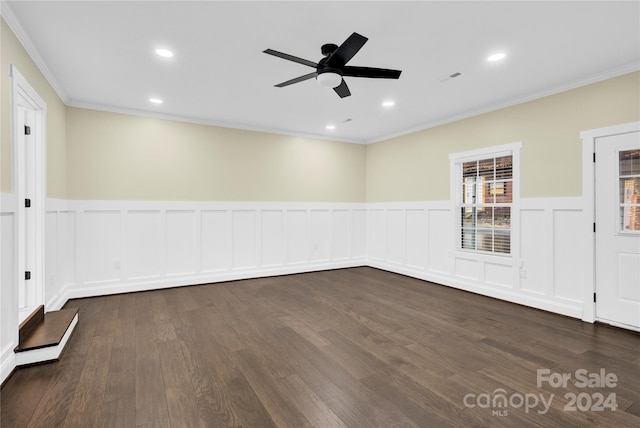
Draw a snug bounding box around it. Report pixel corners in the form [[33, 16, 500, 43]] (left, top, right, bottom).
[[65, 259, 367, 300], [45, 282, 74, 311], [0, 345, 17, 386], [367, 261, 583, 319]]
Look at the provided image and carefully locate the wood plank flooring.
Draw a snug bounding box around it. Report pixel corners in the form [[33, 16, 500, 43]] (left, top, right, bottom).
[[2, 267, 639, 427]]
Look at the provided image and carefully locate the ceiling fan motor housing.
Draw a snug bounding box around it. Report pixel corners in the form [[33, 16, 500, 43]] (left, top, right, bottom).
[[321, 43, 339, 56]]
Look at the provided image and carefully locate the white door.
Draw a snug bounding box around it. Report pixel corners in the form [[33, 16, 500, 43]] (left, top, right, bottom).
[[11, 66, 47, 330], [595, 130, 640, 328], [17, 106, 38, 323]]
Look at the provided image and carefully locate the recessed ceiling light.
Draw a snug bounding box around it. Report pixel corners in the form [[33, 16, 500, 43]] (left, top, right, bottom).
[[155, 48, 174, 58], [326, 124, 336, 130], [149, 98, 163, 104], [382, 100, 395, 108], [487, 52, 506, 62]]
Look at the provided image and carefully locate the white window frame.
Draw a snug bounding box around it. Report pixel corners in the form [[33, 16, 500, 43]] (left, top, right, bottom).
[[450, 142, 522, 258], [617, 147, 640, 235]]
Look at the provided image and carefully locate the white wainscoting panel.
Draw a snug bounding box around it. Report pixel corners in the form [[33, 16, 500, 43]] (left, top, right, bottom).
[[125, 210, 162, 280], [405, 209, 427, 270], [552, 209, 584, 303], [520, 209, 547, 295], [43, 200, 75, 310], [45, 211, 58, 292], [309, 210, 330, 262], [368, 209, 387, 261], [351, 210, 367, 258], [261, 210, 284, 267], [166, 210, 197, 276], [1, 193, 18, 384], [201, 210, 230, 272], [386, 209, 406, 265], [46, 212, 73, 306], [330, 210, 350, 261], [485, 261, 513, 288], [42, 200, 367, 305], [455, 256, 481, 281], [232, 210, 257, 269], [427, 209, 452, 275], [366, 199, 586, 319], [286, 210, 308, 265], [58, 211, 76, 291], [81, 210, 121, 284]]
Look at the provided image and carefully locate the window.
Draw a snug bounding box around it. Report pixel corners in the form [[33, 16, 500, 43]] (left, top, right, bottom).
[[451, 143, 521, 255], [619, 148, 640, 233]]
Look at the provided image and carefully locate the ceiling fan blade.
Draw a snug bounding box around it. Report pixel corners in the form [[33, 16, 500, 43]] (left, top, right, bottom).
[[274, 72, 318, 87], [263, 49, 318, 68], [333, 79, 351, 98], [342, 66, 402, 79], [326, 32, 368, 67]]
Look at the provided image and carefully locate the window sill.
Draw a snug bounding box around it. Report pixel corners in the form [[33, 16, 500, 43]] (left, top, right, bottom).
[[454, 249, 514, 264]]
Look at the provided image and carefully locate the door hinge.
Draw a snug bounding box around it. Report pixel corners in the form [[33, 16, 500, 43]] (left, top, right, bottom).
[[593, 293, 596, 303], [593, 153, 595, 163], [593, 223, 596, 233], [25, 198, 31, 208], [24, 125, 31, 135], [25, 271, 31, 281]]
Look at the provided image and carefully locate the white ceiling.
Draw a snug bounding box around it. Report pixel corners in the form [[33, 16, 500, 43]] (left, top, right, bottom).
[[4, 1, 639, 144]]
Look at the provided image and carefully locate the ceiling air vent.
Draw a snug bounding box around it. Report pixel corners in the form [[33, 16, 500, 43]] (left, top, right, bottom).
[[440, 72, 463, 83]]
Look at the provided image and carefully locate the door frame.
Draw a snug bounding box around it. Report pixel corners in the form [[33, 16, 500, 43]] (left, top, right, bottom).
[[10, 65, 47, 321], [581, 121, 640, 328]]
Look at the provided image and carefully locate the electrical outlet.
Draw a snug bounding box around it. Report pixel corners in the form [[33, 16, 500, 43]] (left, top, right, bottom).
[[114, 259, 121, 269], [519, 267, 527, 278]]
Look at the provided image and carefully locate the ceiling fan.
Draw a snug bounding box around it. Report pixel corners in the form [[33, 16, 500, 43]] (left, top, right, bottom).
[[263, 32, 402, 98]]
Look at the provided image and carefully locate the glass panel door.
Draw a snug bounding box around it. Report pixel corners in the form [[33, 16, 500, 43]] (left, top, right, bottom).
[[619, 149, 640, 233]]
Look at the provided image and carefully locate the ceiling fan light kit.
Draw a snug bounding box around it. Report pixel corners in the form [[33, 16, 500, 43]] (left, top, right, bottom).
[[317, 72, 342, 88], [264, 32, 402, 98]]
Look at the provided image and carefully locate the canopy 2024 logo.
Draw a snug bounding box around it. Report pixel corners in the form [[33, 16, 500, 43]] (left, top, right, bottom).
[[463, 368, 618, 417], [537, 368, 618, 412]]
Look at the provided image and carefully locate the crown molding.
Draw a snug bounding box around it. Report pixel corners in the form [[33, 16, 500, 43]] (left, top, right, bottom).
[[69, 60, 639, 147], [369, 62, 640, 144], [65, 99, 367, 145], [1, 1, 69, 104]]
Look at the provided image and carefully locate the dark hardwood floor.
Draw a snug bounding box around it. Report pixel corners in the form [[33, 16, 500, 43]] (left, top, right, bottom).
[[2, 267, 639, 427]]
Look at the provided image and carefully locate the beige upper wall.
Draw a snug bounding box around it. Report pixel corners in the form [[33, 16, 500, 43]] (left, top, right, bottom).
[[1, 17, 67, 197], [66, 107, 367, 202], [45, 72, 640, 203], [366, 71, 640, 202]]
